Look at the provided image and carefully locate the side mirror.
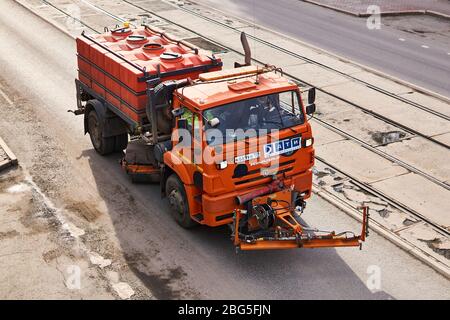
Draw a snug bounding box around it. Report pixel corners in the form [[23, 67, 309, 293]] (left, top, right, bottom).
[[171, 107, 184, 118], [208, 117, 220, 128], [178, 118, 188, 130], [306, 103, 316, 115], [308, 87, 316, 105]]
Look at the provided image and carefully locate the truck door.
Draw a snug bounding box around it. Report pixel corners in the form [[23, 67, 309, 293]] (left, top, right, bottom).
[[176, 108, 203, 184]]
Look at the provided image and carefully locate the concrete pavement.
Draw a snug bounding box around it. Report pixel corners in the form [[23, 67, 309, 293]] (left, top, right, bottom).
[[0, 0, 449, 299], [301, 0, 450, 17]]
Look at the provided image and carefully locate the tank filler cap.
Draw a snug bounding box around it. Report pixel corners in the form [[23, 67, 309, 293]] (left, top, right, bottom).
[[160, 52, 182, 61], [126, 35, 148, 44], [111, 25, 132, 36], [143, 43, 164, 52]]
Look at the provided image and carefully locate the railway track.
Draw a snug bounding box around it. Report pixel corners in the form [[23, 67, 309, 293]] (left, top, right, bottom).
[[40, 0, 449, 237], [127, 0, 450, 148], [156, 0, 450, 122], [315, 157, 449, 237], [121, 0, 450, 148]]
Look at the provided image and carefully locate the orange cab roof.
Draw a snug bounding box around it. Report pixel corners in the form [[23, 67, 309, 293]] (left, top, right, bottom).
[[176, 71, 298, 110]]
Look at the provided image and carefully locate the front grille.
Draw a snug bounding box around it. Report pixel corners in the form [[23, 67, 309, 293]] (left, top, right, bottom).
[[234, 166, 294, 185], [216, 213, 234, 222]]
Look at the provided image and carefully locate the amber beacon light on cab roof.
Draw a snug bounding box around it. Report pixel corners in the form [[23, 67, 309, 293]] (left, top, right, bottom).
[[70, 22, 369, 251]]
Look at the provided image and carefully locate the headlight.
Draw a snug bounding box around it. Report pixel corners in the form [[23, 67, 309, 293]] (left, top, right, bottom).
[[217, 160, 228, 170], [303, 138, 313, 147]]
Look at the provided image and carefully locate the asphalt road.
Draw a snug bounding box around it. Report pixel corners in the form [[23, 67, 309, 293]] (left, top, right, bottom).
[[193, 0, 450, 97], [0, 0, 449, 299]]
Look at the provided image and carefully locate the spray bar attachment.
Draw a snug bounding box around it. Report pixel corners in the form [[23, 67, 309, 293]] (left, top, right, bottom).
[[232, 188, 369, 251]]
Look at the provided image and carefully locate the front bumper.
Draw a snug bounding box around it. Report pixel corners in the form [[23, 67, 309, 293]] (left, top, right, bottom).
[[201, 170, 313, 227]]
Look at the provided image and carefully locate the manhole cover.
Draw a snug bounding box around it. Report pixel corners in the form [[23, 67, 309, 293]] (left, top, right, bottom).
[[183, 37, 227, 54], [371, 131, 407, 145]]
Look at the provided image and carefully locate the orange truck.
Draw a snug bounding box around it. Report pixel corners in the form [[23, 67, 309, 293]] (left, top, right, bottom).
[[72, 23, 368, 251]]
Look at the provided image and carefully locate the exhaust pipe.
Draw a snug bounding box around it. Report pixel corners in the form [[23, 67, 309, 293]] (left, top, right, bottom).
[[234, 32, 252, 68]]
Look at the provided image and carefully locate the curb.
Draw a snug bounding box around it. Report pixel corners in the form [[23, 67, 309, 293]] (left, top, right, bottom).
[[301, 0, 450, 20], [14, 0, 78, 40], [312, 185, 450, 279], [0, 137, 18, 171]]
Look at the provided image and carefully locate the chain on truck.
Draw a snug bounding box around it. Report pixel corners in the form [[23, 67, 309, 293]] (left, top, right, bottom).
[[70, 22, 369, 251]]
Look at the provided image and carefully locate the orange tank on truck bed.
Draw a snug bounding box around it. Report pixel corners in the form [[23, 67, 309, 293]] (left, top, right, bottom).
[[76, 25, 222, 124], [71, 23, 369, 251]]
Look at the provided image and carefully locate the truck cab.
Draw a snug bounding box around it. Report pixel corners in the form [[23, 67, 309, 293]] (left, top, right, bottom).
[[164, 68, 315, 229]]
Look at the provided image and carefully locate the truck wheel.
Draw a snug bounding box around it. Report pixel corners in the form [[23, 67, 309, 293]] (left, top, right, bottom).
[[166, 174, 197, 228], [114, 133, 128, 152], [88, 110, 115, 155]]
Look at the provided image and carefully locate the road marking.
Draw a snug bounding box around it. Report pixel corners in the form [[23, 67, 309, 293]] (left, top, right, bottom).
[[421, 45, 429, 49], [0, 88, 13, 106], [398, 38, 405, 42]]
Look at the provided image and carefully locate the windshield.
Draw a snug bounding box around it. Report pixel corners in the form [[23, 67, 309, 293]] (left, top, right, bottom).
[[204, 90, 304, 145]]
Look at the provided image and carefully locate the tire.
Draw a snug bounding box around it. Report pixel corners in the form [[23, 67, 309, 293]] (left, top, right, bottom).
[[114, 133, 128, 152], [87, 110, 115, 155], [166, 174, 197, 228]]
